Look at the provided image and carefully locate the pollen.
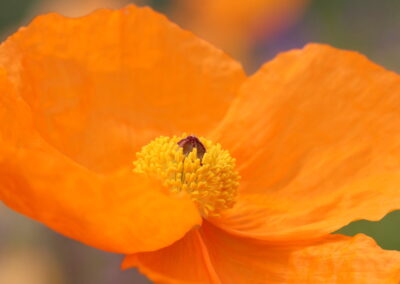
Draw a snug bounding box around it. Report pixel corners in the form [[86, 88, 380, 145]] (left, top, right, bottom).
[[133, 135, 240, 216]]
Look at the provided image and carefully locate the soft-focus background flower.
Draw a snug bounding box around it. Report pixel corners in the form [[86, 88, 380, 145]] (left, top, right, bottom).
[[1, 0, 400, 283]]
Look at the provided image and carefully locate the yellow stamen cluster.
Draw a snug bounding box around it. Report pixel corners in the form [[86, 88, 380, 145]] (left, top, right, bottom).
[[133, 135, 240, 216]]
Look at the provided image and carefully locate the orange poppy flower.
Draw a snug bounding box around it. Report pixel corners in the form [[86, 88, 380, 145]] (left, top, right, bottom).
[[0, 5, 400, 283]]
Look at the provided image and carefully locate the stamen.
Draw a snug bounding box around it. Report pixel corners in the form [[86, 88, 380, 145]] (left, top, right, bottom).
[[133, 135, 240, 216]]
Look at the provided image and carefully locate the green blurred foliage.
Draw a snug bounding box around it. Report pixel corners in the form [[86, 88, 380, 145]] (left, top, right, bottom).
[[0, 0, 38, 38], [337, 211, 400, 250], [146, 0, 170, 12], [304, 0, 400, 72]]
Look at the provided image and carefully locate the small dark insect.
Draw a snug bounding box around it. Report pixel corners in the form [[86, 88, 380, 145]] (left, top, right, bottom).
[[177, 135, 206, 160]]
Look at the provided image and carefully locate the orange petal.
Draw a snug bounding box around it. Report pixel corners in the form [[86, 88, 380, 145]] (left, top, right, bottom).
[[123, 221, 400, 283], [0, 70, 201, 254], [0, 5, 245, 173], [211, 44, 400, 240], [122, 229, 213, 284]]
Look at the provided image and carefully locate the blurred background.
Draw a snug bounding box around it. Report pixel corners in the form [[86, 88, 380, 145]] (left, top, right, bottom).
[[1, 0, 400, 283]]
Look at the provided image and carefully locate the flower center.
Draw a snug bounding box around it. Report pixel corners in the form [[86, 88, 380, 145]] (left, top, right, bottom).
[[133, 135, 240, 216]]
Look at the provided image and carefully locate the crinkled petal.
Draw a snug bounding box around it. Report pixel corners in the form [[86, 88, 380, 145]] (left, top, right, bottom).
[[0, 5, 245, 173], [211, 43, 400, 241], [0, 70, 201, 254], [123, 221, 400, 283], [122, 229, 213, 284]]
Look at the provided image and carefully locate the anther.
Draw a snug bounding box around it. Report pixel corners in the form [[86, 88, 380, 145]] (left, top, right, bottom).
[[177, 135, 206, 160]]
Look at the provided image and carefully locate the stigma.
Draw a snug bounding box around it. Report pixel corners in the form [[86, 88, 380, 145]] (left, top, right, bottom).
[[133, 135, 240, 216]]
